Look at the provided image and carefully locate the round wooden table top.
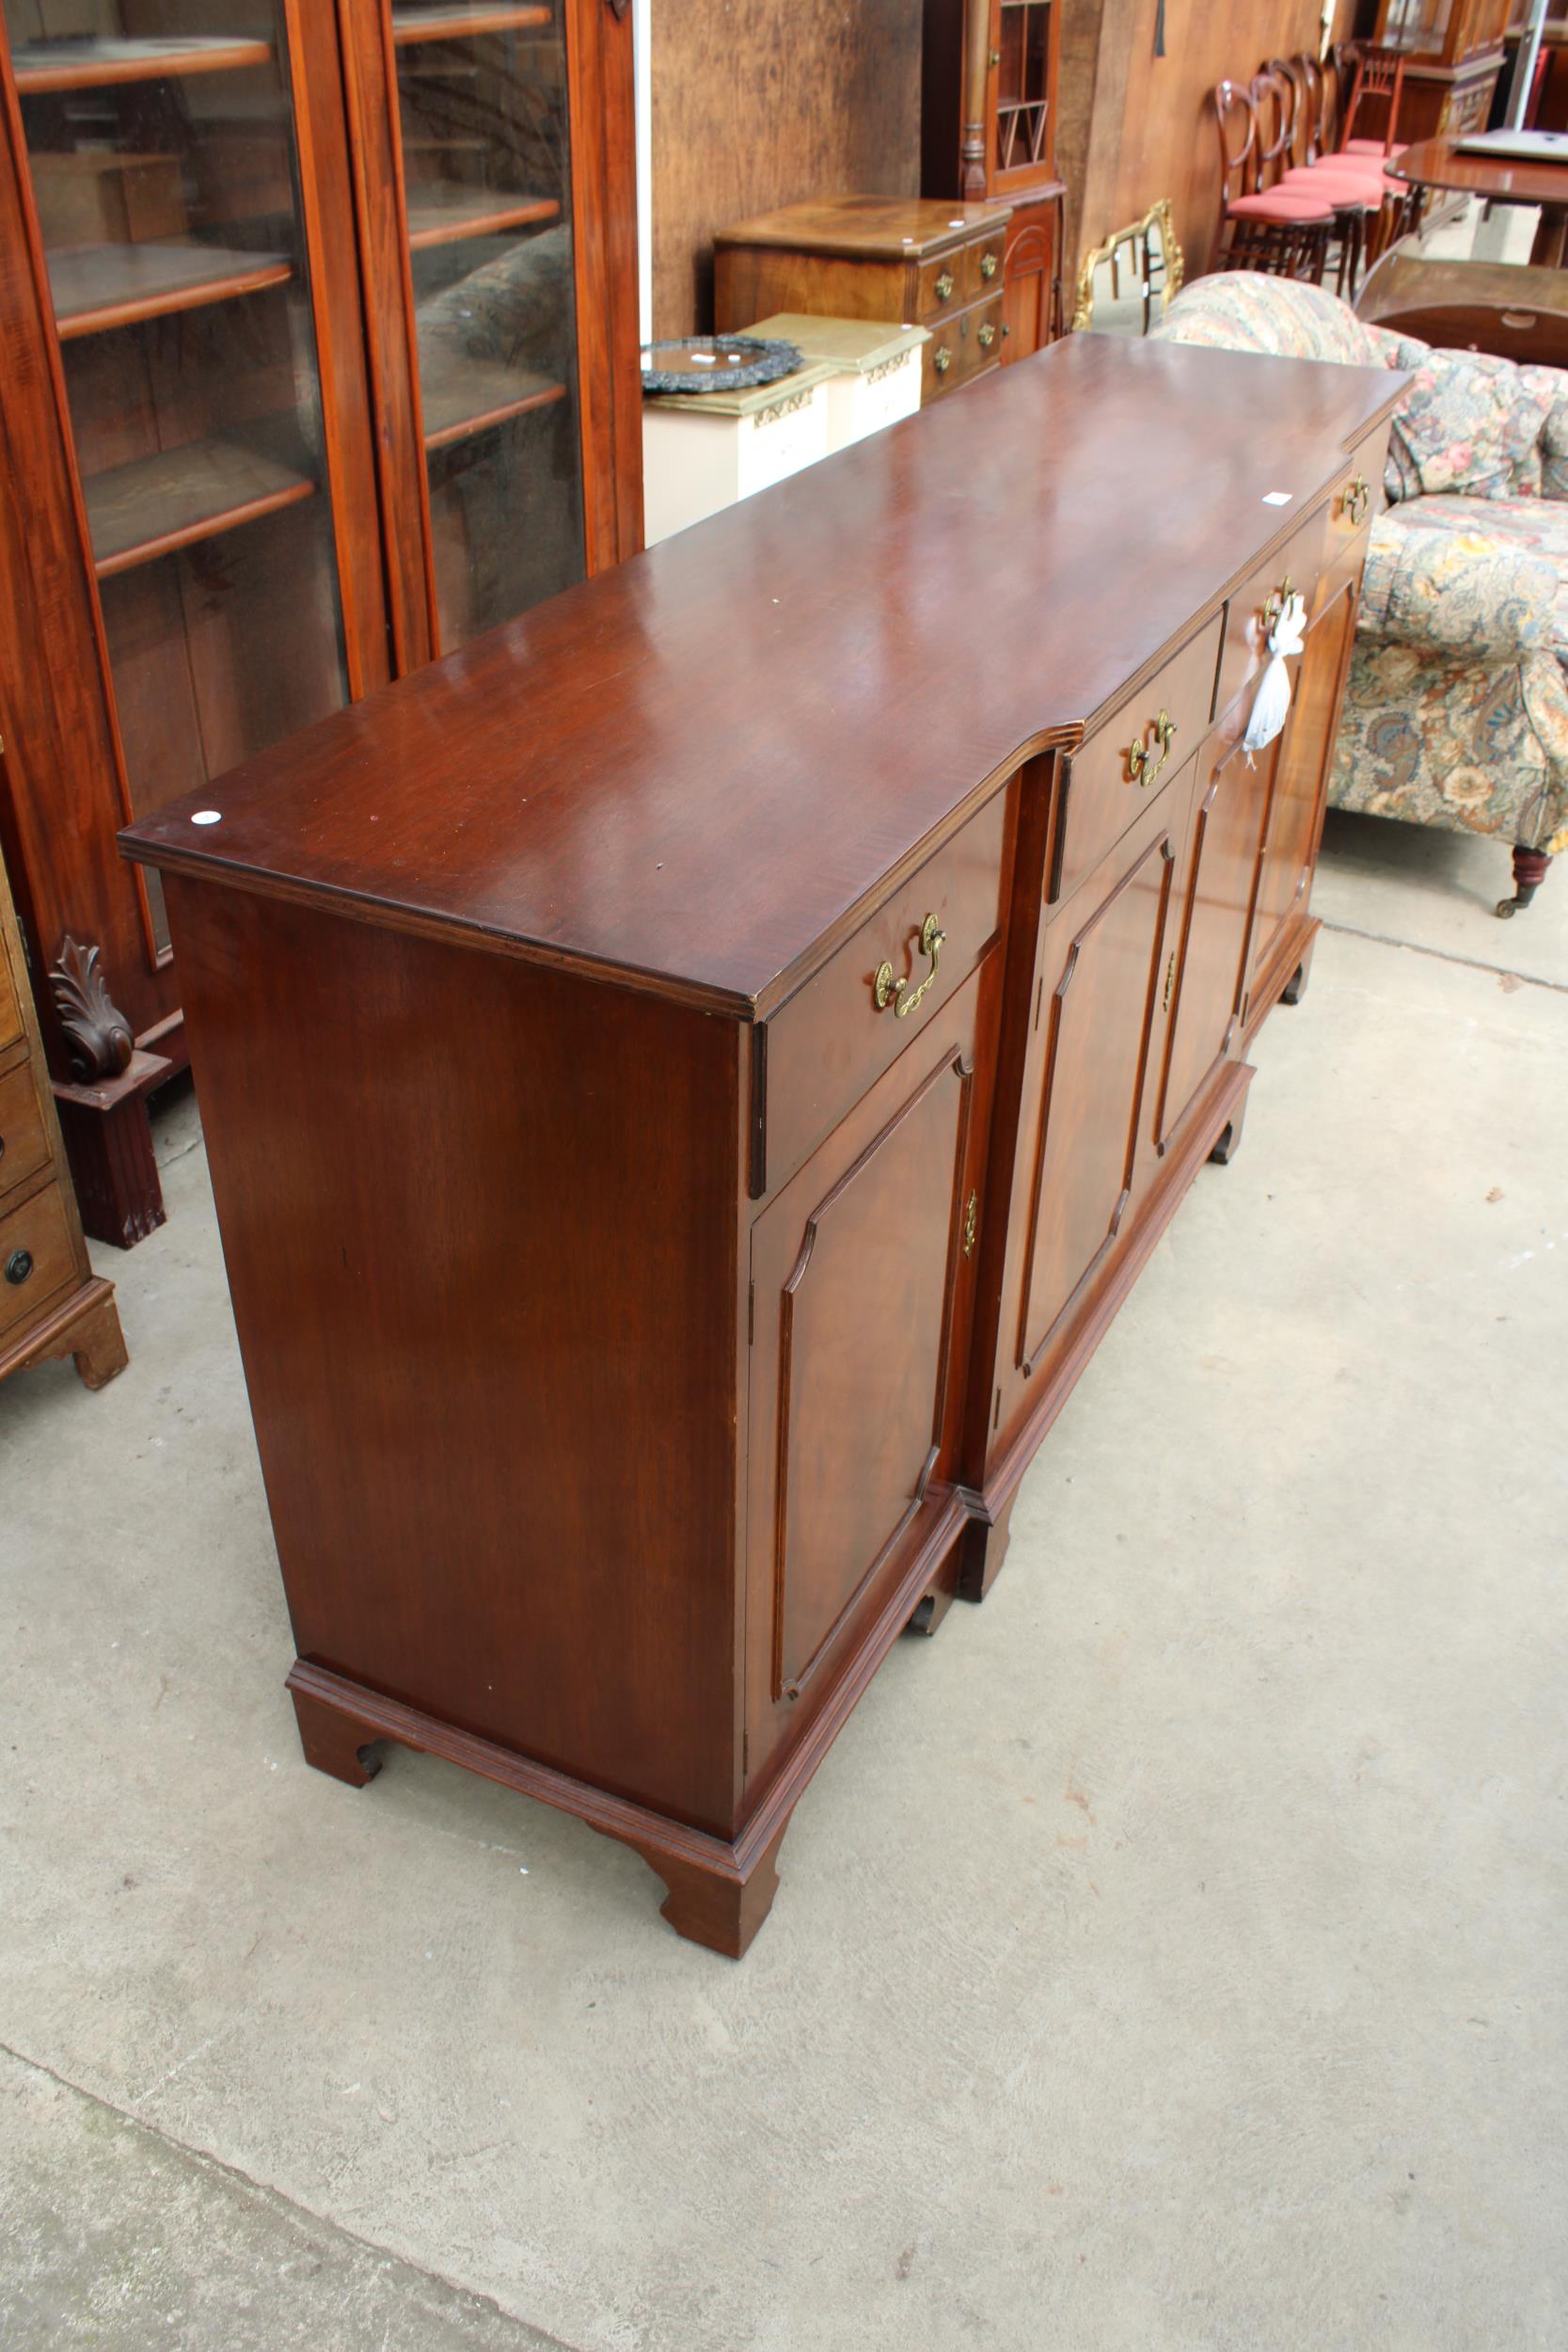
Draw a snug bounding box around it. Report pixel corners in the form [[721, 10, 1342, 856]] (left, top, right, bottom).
[[1391, 136, 1568, 209]]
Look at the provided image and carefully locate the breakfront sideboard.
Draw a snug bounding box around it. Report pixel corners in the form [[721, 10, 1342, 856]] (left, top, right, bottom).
[[125, 335, 1400, 1958], [921, 0, 1065, 362], [0, 0, 640, 1246]]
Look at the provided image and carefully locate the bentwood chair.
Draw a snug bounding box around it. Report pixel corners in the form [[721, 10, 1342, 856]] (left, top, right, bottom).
[[1212, 79, 1334, 280], [1258, 64, 1381, 295]]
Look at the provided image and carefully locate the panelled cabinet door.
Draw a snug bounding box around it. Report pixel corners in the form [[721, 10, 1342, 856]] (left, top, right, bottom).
[[1, 0, 385, 966], [1015, 787, 1179, 1380], [747, 967, 988, 1760], [1152, 720, 1276, 1154], [1248, 551, 1360, 1001]]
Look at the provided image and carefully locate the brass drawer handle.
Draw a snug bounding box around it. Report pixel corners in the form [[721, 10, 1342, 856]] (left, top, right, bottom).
[[980, 249, 999, 280], [1262, 574, 1294, 630], [933, 345, 952, 374], [1126, 708, 1177, 789], [934, 270, 955, 302], [875, 913, 945, 1019], [978, 321, 996, 349], [1343, 473, 1370, 526]]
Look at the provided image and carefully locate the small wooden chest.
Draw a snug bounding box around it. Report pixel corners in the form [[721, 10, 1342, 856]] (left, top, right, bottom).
[[714, 196, 1009, 402]]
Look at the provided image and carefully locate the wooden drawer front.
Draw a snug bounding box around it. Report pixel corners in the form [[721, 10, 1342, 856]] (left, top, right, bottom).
[[762, 783, 1009, 1197], [1323, 426, 1390, 567], [0, 1181, 75, 1342], [1215, 507, 1328, 720], [0, 938, 22, 1055], [916, 249, 967, 320], [0, 1057, 52, 1201], [923, 294, 1004, 399], [1053, 611, 1223, 905], [965, 228, 1006, 301]]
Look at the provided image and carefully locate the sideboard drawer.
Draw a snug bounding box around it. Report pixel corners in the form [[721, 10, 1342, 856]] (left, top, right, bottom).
[[917, 251, 966, 319], [965, 228, 1006, 300], [1215, 505, 1329, 720], [762, 784, 1010, 1196], [0, 1179, 74, 1342], [1052, 612, 1223, 905], [0, 1055, 52, 1202], [1324, 425, 1389, 563]]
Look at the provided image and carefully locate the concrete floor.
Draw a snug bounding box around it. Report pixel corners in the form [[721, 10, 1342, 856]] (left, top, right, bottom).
[[2, 807, 1564, 2351]]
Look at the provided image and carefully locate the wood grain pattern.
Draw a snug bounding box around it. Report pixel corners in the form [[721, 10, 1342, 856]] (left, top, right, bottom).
[[650, 0, 923, 336]]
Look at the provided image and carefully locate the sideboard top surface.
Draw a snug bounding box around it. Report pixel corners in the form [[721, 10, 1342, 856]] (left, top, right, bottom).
[[122, 336, 1401, 1019]]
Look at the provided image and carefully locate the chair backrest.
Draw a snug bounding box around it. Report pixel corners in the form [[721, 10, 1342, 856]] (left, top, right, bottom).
[[1213, 79, 1261, 207], [1341, 41, 1406, 155], [1250, 67, 1295, 188], [1268, 57, 1310, 166], [1294, 52, 1325, 164]]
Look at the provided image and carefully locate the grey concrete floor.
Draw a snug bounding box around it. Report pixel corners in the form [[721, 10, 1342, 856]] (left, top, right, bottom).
[[2, 809, 1564, 2352]]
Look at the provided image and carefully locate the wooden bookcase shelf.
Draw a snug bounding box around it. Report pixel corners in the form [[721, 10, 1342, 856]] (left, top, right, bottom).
[[404, 186, 559, 247], [420, 359, 565, 448], [49, 242, 293, 340], [85, 439, 317, 578], [391, 5, 552, 41], [10, 36, 274, 93]]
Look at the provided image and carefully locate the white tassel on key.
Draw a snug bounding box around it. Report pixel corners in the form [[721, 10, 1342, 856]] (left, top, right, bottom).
[[1243, 591, 1307, 763]]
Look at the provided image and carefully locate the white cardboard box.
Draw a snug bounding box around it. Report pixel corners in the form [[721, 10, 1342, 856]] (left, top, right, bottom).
[[641, 358, 834, 546], [744, 313, 929, 452]]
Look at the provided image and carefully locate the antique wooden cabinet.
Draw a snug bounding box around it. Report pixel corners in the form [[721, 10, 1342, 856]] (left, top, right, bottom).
[[921, 0, 1066, 362], [1370, 0, 1511, 138], [124, 335, 1400, 1958], [0, 0, 640, 1247], [713, 198, 1010, 405]]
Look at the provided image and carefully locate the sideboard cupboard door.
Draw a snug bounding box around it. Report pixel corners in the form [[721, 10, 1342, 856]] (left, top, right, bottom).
[[1151, 720, 1277, 1156], [1245, 544, 1361, 1021], [1014, 787, 1181, 1385], [746, 961, 992, 1776]]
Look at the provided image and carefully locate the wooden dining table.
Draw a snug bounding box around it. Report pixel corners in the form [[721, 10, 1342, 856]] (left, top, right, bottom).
[[1391, 137, 1568, 267]]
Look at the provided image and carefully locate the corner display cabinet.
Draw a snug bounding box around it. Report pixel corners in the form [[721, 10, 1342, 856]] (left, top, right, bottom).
[[921, 0, 1065, 364], [1369, 0, 1511, 141], [0, 0, 640, 1245]]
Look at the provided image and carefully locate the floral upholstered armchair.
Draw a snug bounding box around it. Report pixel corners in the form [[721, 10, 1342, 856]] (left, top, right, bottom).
[[1150, 272, 1568, 915]]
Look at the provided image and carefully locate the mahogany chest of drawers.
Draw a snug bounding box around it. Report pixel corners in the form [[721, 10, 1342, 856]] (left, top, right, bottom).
[[123, 337, 1400, 1956], [713, 195, 1010, 402]]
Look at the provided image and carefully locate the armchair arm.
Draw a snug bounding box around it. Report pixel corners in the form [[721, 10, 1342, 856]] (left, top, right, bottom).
[[1358, 516, 1558, 660]]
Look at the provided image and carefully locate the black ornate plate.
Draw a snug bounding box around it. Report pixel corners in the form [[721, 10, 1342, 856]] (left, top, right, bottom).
[[639, 335, 803, 395]]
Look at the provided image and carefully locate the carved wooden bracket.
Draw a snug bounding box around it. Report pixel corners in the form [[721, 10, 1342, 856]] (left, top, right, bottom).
[[50, 936, 135, 1082]]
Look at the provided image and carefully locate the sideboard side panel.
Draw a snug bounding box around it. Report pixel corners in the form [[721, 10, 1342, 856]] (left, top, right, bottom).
[[164, 878, 744, 1836]]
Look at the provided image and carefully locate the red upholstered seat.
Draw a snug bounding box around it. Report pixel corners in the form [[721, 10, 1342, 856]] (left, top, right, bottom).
[[1345, 137, 1409, 158], [1227, 188, 1335, 222]]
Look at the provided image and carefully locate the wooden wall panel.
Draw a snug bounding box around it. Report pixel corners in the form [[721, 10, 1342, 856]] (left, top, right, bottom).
[[650, 0, 924, 338], [1058, 0, 1364, 294]]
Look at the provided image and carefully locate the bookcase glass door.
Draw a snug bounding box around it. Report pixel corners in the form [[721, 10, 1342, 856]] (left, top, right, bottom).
[[388, 3, 586, 654], [3, 0, 352, 956], [994, 0, 1053, 184]]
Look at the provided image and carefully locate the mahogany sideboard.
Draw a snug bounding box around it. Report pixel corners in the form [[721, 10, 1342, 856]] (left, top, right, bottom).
[[123, 335, 1401, 1958]]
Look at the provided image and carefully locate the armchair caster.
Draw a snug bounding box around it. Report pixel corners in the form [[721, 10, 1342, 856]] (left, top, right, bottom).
[[1497, 845, 1551, 918]]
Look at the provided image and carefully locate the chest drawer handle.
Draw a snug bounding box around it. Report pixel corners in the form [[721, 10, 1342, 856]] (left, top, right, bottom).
[[934, 270, 955, 303], [980, 249, 999, 280], [6, 1248, 34, 1287], [933, 345, 952, 374], [978, 321, 996, 350], [875, 913, 946, 1019], [1343, 473, 1370, 526], [1127, 708, 1177, 788]]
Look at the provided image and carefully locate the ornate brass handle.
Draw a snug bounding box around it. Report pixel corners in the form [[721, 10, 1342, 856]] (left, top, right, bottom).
[[1262, 574, 1294, 630], [933, 345, 952, 374], [980, 249, 999, 280], [1343, 473, 1370, 526], [1126, 708, 1177, 789], [978, 321, 996, 349], [934, 270, 955, 302], [875, 914, 946, 1019]]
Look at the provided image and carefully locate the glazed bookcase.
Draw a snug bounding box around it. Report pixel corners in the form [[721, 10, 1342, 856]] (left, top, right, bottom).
[[0, 0, 640, 1243]]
